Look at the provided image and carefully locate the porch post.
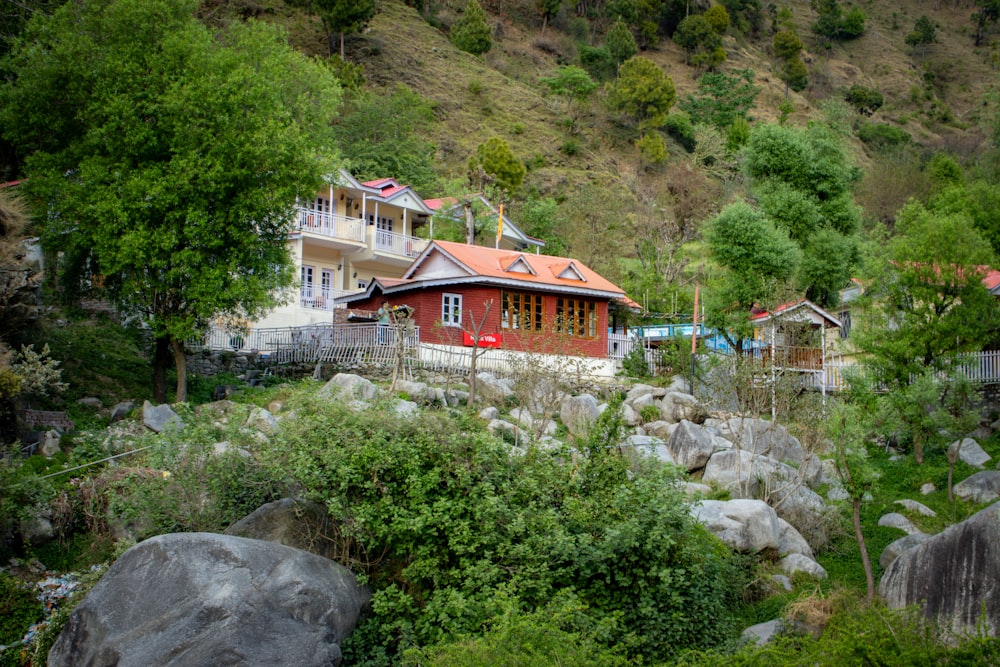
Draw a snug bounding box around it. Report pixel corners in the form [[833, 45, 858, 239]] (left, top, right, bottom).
[[770, 324, 776, 421], [821, 321, 827, 402]]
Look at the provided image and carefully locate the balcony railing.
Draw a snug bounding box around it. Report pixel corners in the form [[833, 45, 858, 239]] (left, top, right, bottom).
[[375, 229, 429, 258], [296, 208, 365, 243], [300, 287, 358, 311]]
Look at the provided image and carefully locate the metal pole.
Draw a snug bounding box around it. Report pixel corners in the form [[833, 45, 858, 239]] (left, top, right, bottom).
[[690, 284, 699, 392]]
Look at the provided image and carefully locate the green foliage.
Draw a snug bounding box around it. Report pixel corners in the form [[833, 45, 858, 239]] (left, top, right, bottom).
[[773, 29, 804, 60], [605, 17, 637, 64], [854, 199, 1000, 390], [0, 0, 341, 401], [704, 5, 731, 34], [798, 227, 859, 306], [680, 69, 759, 130], [468, 136, 526, 193], [313, 0, 375, 57], [845, 84, 884, 116], [334, 85, 440, 195], [726, 116, 751, 151], [9, 344, 67, 401], [857, 121, 911, 149], [274, 400, 744, 663], [674, 14, 723, 67], [578, 45, 616, 81], [931, 180, 1000, 256], [539, 65, 596, 133], [325, 54, 366, 92], [450, 0, 492, 56], [636, 131, 668, 166], [720, 0, 764, 36], [782, 56, 809, 92], [607, 56, 676, 130], [518, 196, 567, 255], [811, 0, 865, 42], [0, 572, 43, 646], [927, 153, 964, 187], [620, 343, 651, 378], [664, 110, 697, 152], [704, 200, 801, 343], [906, 15, 937, 49]]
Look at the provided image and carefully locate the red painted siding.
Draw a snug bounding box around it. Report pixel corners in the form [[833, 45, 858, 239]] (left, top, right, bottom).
[[352, 285, 611, 358]]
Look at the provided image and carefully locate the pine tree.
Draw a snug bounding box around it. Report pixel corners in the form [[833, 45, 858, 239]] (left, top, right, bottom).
[[451, 0, 492, 56]]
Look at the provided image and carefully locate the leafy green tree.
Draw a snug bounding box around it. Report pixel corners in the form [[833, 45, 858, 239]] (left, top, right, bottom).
[[781, 56, 809, 92], [773, 30, 807, 94], [0, 0, 341, 402], [726, 115, 751, 151], [606, 56, 677, 130], [680, 69, 759, 129], [973, 0, 1000, 46], [810, 0, 865, 43], [673, 14, 724, 67], [720, 0, 764, 36], [540, 65, 597, 133], [823, 401, 879, 602], [636, 131, 668, 167], [333, 85, 439, 194], [314, 0, 375, 58], [905, 15, 937, 55], [451, 0, 492, 56], [932, 180, 1000, 256], [704, 4, 731, 34], [468, 136, 526, 193], [772, 29, 804, 60], [538, 0, 562, 34], [704, 201, 802, 349], [844, 84, 884, 116], [854, 200, 1000, 394], [606, 17, 638, 65]]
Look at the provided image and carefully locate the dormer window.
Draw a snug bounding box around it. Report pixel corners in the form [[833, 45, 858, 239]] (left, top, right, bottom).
[[554, 261, 586, 281], [502, 255, 536, 275]]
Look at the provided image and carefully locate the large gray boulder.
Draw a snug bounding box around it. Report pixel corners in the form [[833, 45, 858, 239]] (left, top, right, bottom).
[[142, 401, 184, 433], [318, 373, 379, 402], [879, 533, 932, 571], [225, 498, 339, 561], [560, 394, 600, 438], [660, 392, 708, 424], [666, 420, 717, 471], [690, 499, 781, 553], [726, 418, 805, 466], [954, 471, 1000, 504], [879, 502, 1000, 637], [48, 532, 369, 667], [948, 438, 991, 469]]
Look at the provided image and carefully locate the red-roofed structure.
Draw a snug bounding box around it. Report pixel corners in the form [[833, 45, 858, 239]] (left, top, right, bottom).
[[337, 240, 630, 357]]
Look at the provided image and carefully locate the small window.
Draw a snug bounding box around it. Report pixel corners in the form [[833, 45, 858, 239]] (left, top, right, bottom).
[[442, 293, 462, 327]]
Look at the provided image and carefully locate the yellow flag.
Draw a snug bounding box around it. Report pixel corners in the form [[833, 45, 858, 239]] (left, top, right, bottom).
[[496, 203, 504, 248]]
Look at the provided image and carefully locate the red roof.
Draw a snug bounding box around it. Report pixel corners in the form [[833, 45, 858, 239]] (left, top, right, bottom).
[[983, 269, 1000, 293], [750, 299, 841, 327], [407, 240, 625, 295]]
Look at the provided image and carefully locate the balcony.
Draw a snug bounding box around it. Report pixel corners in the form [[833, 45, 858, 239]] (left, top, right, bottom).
[[300, 287, 359, 311], [296, 208, 365, 244], [375, 228, 430, 259]]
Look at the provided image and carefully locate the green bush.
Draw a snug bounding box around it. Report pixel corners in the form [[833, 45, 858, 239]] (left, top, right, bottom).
[[665, 111, 696, 152], [0, 572, 43, 647], [578, 45, 615, 81], [845, 84, 884, 116], [858, 121, 911, 148], [272, 398, 744, 663]]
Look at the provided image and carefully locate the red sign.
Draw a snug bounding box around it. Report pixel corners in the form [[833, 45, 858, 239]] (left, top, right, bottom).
[[463, 332, 503, 348]]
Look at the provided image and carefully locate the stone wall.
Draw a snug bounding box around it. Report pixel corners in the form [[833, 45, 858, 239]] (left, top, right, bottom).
[[186, 349, 264, 378]]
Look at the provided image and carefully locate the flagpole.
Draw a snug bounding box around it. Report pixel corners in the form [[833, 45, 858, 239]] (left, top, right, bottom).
[[496, 203, 503, 249]]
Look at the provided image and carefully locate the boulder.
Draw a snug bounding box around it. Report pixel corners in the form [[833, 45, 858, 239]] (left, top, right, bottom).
[[318, 373, 379, 402], [948, 438, 991, 469], [894, 499, 936, 518], [920, 483, 936, 495], [245, 407, 280, 436], [226, 498, 340, 561], [487, 419, 529, 444], [742, 619, 783, 646], [779, 553, 827, 579], [879, 533, 932, 571], [776, 518, 813, 558], [142, 400, 184, 433], [77, 397, 102, 409], [644, 420, 677, 439], [560, 394, 600, 438], [690, 499, 781, 554], [660, 392, 708, 424], [666, 420, 717, 472], [477, 406, 499, 421], [47, 533, 370, 667], [394, 379, 428, 401], [625, 383, 664, 403], [621, 403, 640, 427], [726, 418, 806, 466], [618, 434, 672, 464], [40, 430, 61, 457], [879, 502, 1000, 637], [110, 401, 134, 423], [475, 373, 514, 402], [954, 471, 1000, 504], [877, 512, 924, 536], [510, 407, 534, 429]]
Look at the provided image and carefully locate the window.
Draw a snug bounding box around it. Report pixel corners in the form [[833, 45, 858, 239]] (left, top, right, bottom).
[[555, 298, 596, 337], [442, 293, 462, 327], [300, 265, 314, 299], [838, 310, 852, 339], [320, 269, 333, 300], [501, 291, 543, 331]]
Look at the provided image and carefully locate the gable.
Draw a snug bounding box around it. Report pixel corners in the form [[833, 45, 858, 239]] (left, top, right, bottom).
[[552, 261, 586, 282], [502, 255, 536, 275]]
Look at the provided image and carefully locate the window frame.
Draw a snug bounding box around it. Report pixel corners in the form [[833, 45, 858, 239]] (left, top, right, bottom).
[[442, 293, 463, 327], [554, 298, 597, 338], [501, 291, 544, 332]]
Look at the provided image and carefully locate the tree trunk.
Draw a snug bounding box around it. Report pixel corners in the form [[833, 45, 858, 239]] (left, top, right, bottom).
[[340, 31, 346, 59], [914, 436, 924, 464], [171, 336, 187, 403], [153, 335, 171, 404], [854, 498, 875, 603]]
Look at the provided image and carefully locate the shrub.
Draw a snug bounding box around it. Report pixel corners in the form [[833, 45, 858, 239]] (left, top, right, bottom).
[[665, 110, 697, 152], [845, 84, 884, 116], [0, 572, 43, 647], [857, 122, 911, 149], [578, 45, 615, 81]]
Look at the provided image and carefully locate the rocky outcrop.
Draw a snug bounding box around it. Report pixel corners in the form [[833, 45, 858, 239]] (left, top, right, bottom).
[[953, 471, 1000, 504], [48, 532, 369, 667], [318, 373, 379, 402], [560, 394, 600, 438], [948, 438, 991, 469], [666, 420, 717, 471], [225, 498, 340, 561], [690, 499, 781, 554], [142, 401, 183, 433], [879, 502, 1000, 637]]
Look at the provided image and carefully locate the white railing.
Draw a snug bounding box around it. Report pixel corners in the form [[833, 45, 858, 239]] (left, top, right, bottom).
[[296, 208, 366, 242], [299, 287, 358, 311], [954, 349, 1000, 383], [374, 229, 429, 258]]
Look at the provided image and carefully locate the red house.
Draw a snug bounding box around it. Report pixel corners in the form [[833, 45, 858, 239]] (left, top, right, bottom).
[[336, 240, 629, 358]]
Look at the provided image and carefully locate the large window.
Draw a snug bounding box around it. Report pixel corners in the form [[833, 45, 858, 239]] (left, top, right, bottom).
[[442, 293, 462, 327], [501, 291, 543, 331], [555, 298, 597, 337]]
